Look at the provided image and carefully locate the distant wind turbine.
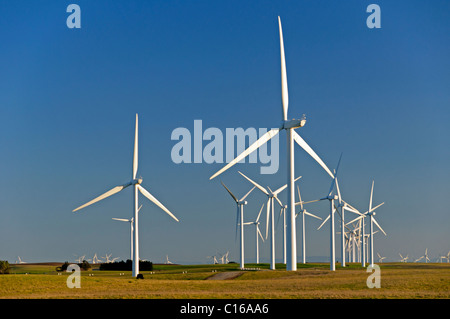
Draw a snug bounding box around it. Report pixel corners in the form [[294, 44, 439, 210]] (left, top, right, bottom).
[[112, 204, 142, 261], [73, 114, 179, 277], [238, 171, 301, 270], [242, 203, 265, 264], [221, 181, 255, 269]]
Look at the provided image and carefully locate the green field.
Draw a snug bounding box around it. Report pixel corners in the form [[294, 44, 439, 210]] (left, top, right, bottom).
[[1, 262, 449, 299]]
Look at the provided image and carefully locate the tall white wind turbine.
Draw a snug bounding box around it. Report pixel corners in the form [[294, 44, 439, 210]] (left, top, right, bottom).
[[73, 114, 179, 277], [209, 16, 335, 271], [221, 182, 255, 269], [238, 171, 301, 269]]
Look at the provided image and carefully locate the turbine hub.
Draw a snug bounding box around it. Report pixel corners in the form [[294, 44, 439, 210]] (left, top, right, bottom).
[[282, 117, 306, 130]]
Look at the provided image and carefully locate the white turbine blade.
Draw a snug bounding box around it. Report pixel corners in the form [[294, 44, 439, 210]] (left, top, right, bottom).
[[370, 202, 385, 213], [273, 176, 302, 196], [372, 217, 386, 236], [257, 226, 265, 242], [221, 182, 238, 203], [73, 182, 131, 212], [209, 129, 281, 180], [317, 214, 330, 230], [274, 195, 283, 208], [238, 171, 269, 195], [240, 186, 256, 202], [328, 153, 343, 196], [296, 186, 304, 210], [112, 218, 130, 222], [256, 203, 265, 223], [335, 177, 342, 204], [304, 210, 322, 220], [369, 180, 374, 211], [345, 214, 365, 226], [137, 185, 179, 222], [296, 198, 321, 207], [292, 130, 334, 179], [278, 16, 288, 121], [133, 114, 138, 180]]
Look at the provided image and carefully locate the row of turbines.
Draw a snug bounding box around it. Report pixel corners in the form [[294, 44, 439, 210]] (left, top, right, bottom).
[[209, 17, 387, 272], [219, 165, 386, 271]]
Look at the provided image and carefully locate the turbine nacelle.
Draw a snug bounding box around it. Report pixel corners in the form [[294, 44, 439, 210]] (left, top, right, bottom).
[[238, 200, 248, 206], [132, 178, 143, 185], [282, 117, 306, 130]]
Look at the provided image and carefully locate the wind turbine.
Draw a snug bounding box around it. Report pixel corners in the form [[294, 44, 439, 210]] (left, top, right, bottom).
[[295, 185, 322, 264], [112, 204, 143, 262], [399, 253, 409, 263], [209, 16, 335, 271], [242, 203, 265, 264], [424, 249, 430, 263], [221, 182, 255, 269], [238, 171, 301, 269], [73, 114, 179, 277], [377, 253, 386, 263]]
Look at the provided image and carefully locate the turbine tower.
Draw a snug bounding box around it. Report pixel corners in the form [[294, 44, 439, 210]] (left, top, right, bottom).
[[73, 114, 179, 277], [221, 182, 255, 269], [209, 16, 335, 271]]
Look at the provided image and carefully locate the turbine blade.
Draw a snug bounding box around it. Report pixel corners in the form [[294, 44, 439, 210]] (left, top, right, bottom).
[[372, 217, 386, 236], [238, 171, 269, 195], [278, 16, 288, 121], [221, 182, 238, 203], [137, 185, 179, 222], [257, 226, 265, 242], [133, 114, 138, 180], [292, 130, 334, 179], [274, 195, 283, 208], [370, 202, 385, 213], [304, 210, 322, 220], [240, 186, 256, 202], [273, 176, 301, 195], [73, 182, 131, 212], [297, 185, 303, 210], [345, 214, 364, 226], [369, 180, 374, 211], [112, 218, 130, 222], [209, 129, 281, 180], [256, 203, 264, 223], [317, 214, 330, 230]]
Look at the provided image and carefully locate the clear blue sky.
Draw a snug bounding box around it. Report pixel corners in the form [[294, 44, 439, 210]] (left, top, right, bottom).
[[0, 0, 449, 264]]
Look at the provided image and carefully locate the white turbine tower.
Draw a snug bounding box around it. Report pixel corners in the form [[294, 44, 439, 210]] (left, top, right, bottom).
[[242, 203, 265, 264], [295, 185, 322, 264], [112, 204, 142, 262], [209, 16, 335, 271], [221, 182, 255, 269], [73, 114, 179, 277], [238, 171, 301, 270]]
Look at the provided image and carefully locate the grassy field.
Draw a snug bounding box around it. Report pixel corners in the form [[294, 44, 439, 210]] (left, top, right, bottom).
[[1, 262, 449, 299]]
